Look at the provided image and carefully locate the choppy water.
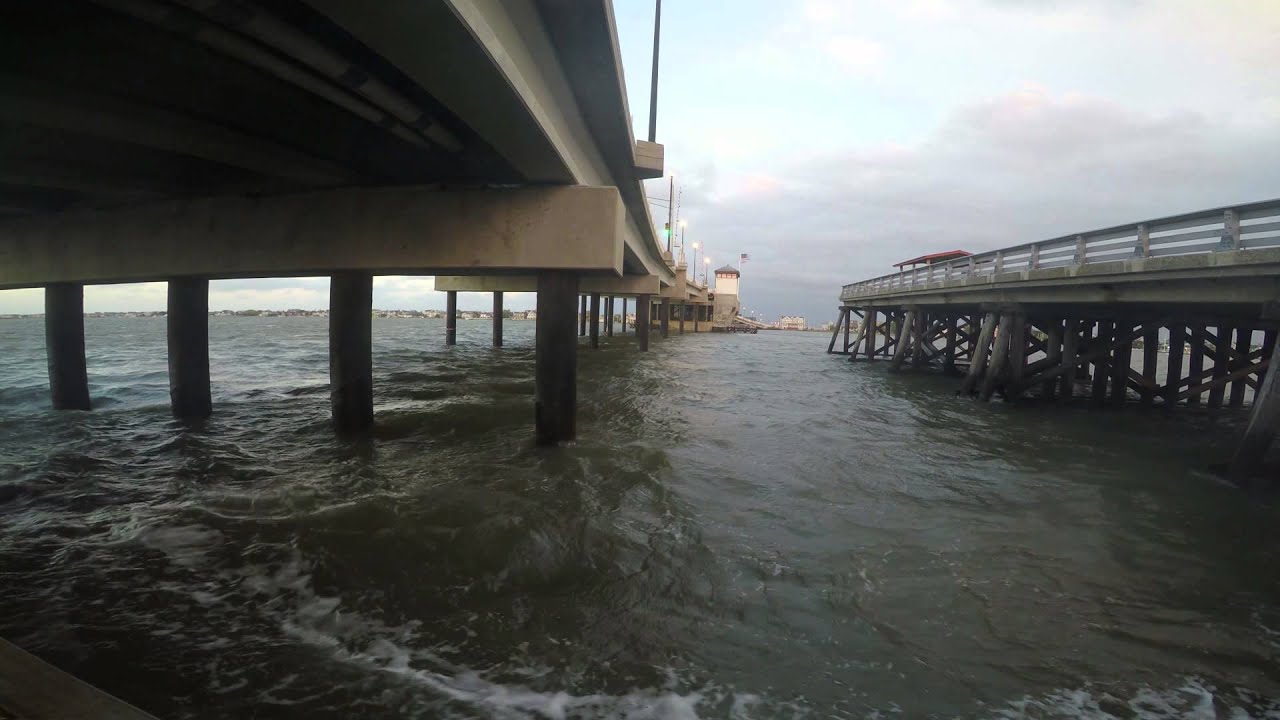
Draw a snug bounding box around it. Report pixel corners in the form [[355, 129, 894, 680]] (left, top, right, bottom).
[[1, 316, 1279, 719]]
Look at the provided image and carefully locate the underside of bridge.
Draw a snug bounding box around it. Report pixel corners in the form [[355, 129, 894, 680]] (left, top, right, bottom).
[[0, 0, 674, 445]]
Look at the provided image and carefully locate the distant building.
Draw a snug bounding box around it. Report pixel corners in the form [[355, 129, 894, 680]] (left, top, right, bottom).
[[712, 265, 741, 325], [779, 315, 806, 331]]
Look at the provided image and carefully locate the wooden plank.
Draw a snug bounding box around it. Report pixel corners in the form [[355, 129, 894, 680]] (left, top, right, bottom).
[[1178, 358, 1269, 402], [865, 307, 878, 358], [1164, 325, 1185, 406], [1017, 319, 1156, 393], [846, 312, 868, 361], [1258, 329, 1278, 396], [1188, 324, 1206, 406], [960, 312, 998, 395], [1229, 326, 1250, 408], [843, 307, 852, 352], [979, 313, 1015, 402], [911, 310, 928, 368]]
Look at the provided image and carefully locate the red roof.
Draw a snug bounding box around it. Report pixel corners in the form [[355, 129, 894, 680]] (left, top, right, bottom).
[[893, 250, 972, 268]]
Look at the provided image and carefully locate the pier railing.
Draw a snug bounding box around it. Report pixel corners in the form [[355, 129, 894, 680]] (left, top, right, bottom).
[[841, 198, 1280, 300]]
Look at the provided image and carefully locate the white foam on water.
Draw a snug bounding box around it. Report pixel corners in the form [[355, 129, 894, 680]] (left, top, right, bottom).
[[135, 523, 224, 567], [986, 678, 1280, 720]]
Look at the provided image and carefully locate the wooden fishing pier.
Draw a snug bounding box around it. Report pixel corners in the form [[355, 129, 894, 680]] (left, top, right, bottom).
[[827, 198, 1280, 485]]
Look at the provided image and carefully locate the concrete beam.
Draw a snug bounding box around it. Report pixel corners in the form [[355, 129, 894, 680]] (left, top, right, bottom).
[[0, 186, 625, 288], [433, 273, 660, 296]]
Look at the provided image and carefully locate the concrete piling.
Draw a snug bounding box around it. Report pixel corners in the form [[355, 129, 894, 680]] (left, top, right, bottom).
[[329, 271, 373, 432], [167, 277, 211, 419], [637, 294, 651, 351], [660, 298, 670, 338], [492, 291, 504, 348], [44, 283, 91, 411], [589, 293, 601, 349], [445, 291, 457, 346], [535, 272, 579, 446]]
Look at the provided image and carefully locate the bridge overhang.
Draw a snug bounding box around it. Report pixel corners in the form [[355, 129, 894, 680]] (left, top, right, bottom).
[[0, 186, 626, 288], [435, 274, 660, 296]]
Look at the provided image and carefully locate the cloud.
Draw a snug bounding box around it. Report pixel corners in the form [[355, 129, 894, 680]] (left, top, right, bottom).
[[693, 88, 1280, 324]]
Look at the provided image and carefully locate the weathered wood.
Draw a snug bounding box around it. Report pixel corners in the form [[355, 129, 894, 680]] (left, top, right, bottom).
[[1077, 322, 1094, 380], [1092, 321, 1113, 406], [1229, 336, 1280, 485], [168, 277, 211, 418], [1258, 329, 1277, 393], [889, 309, 916, 371], [1187, 324, 1206, 406], [1140, 325, 1158, 404], [911, 310, 928, 368], [843, 307, 852, 352], [1208, 323, 1231, 409], [960, 312, 998, 395], [1229, 326, 1250, 408], [943, 314, 958, 372], [827, 307, 847, 353], [1165, 324, 1186, 405], [535, 271, 579, 446], [865, 307, 878, 358], [45, 283, 91, 410], [330, 271, 373, 432], [445, 290, 457, 346], [1110, 321, 1131, 407], [1006, 313, 1028, 399], [979, 313, 1015, 402], [1018, 319, 1158, 394], [846, 312, 868, 361], [1043, 320, 1063, 400], [1177, 357, 1269, 403], [589, 293, 601, 349], [1058, 319, 1078, 400]]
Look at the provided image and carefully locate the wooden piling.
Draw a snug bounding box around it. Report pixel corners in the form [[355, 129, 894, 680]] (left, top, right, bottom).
[[1228, 336, 1280, 485], [1208, 324, 1230, 409], [911, 311, 928, 368], [1229, 326, 1250, 408], [843, 308, 852, 352], [943, 314, 958, 373], [535, 272, 579, 446], [979, 313, 1014, 402], [330, 271, 374, 432], [889, 309, 915, 371], [864, 307, 878, 359], [1140, 324, 1158, 405], [45, 283, 91, 411], [1091, 320, 1112, 406], [1043, 320, 1063, 400], [1165, 325, 1186, 406], [960, 312, 998, 396], [1058, 319, 1077, 400], [167, 277, 212, 418], [1110, 321, 1131, 407], [827, 308, 848, 353], [1006, 313, 1027, 399], [1188, 324, 1206, 406]]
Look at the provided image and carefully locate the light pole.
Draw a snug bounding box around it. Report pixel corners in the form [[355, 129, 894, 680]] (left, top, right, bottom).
[[703, 256, 711, 287], [678, 219, 688, 265], [691, 242, 700, 283]]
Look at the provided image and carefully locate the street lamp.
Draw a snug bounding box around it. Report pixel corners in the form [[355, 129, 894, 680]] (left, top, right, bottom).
[[678, 219, 688, 265], [703, 256, 711, 286], [691, 241, 700, 282]]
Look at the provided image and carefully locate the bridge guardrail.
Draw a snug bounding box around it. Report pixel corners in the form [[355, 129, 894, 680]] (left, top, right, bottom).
[[840, 198, 1280, 301]]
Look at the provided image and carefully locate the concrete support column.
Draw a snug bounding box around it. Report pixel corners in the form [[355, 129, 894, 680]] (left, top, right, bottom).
[[167, 277, 211, 418], [535, 272, 579, 446], [661, 298, 671, 338], [330, 271, 373, 432], [605, 297, 614, 337], [589, 293, 601, 349], [637, 294, 652, 351], [445, 291, 458, 346], [492, 291, 504, 348], [44, 283, 90, 410], [579, 295, 588, 336], [679, 303, 685, 334], [622, 298, 628, 333]]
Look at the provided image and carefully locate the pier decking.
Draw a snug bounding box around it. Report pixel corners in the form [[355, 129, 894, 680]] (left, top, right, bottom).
[[829, 198, 1280, 484]]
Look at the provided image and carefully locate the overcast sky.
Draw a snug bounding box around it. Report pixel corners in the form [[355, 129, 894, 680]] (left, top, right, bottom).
[[2, 0, 1277, 320]]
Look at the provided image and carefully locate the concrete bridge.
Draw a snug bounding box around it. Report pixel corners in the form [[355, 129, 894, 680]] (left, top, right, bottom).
[[827, 198, 1280, 485], [0, 0, 694, 447]]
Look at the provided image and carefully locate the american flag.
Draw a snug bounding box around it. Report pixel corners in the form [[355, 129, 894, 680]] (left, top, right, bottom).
[[740, 253, 750, 263]]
